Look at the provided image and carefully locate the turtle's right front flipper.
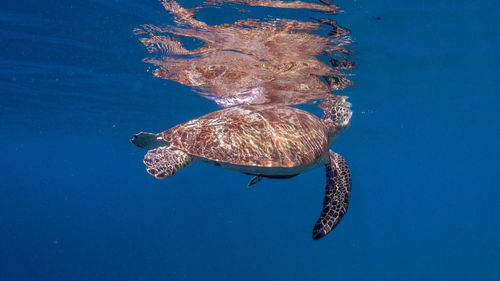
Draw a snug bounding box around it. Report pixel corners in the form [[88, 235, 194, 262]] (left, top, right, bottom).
[[312, 150, 351, 240]]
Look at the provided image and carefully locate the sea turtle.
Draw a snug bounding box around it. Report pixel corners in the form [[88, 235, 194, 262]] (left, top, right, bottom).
[[131, 97, 352, 239]]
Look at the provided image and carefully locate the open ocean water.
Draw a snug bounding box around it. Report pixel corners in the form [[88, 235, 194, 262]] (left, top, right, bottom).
[[1, 0, 499, 280]]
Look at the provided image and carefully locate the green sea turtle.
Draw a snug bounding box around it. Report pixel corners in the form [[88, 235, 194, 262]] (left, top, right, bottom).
[[131, 97, 352, 239]]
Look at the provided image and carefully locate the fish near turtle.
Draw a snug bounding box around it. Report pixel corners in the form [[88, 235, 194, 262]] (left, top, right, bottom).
[[131, 97, 352, 239]]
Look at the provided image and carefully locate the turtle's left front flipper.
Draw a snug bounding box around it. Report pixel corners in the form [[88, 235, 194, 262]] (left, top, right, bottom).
[[312, 150, 351, 240]]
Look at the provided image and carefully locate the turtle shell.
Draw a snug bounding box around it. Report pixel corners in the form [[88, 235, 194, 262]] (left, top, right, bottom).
[[159, 105, 329, 168]]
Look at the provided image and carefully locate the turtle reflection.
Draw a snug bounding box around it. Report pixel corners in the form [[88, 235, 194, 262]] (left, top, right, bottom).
[[134, 0, 355, 107], [132, 0, 355, 240]]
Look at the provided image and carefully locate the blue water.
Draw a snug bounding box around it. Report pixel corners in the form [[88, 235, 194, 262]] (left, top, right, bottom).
[[1, 0, 499, 280]]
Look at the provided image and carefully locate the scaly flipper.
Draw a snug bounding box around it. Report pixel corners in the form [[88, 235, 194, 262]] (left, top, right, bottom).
[[312, 150, 351, 240], [143, 146, 195, 179], [247, 175, 263, 187]]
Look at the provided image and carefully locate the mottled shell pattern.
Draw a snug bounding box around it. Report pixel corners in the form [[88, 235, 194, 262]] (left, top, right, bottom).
[[159, 105, 329, 168]]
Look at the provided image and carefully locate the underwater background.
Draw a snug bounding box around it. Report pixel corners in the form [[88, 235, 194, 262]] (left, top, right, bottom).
[[1, 0, 499, 280]]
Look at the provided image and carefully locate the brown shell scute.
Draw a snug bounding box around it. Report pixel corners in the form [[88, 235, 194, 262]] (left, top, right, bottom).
[[160, 105, 328, 168]]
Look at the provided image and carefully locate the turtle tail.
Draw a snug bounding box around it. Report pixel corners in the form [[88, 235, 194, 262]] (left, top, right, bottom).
[[312, 150, 351, 240], [143, 146, 195, 179], [131, 132, 168, 150]]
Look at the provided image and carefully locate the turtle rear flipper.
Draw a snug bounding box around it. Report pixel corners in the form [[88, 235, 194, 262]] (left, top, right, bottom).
[[312, 150, 351, 240], [247, 175, 263, 187], [143, 146, 195, 179]]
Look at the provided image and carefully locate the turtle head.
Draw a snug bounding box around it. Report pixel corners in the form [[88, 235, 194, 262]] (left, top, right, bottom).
[[320, 95, 352, 142]]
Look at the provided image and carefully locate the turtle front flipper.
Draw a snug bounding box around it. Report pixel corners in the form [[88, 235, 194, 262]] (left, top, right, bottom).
[[312, 150, 351, 240], [143, 146, 195, 179]]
